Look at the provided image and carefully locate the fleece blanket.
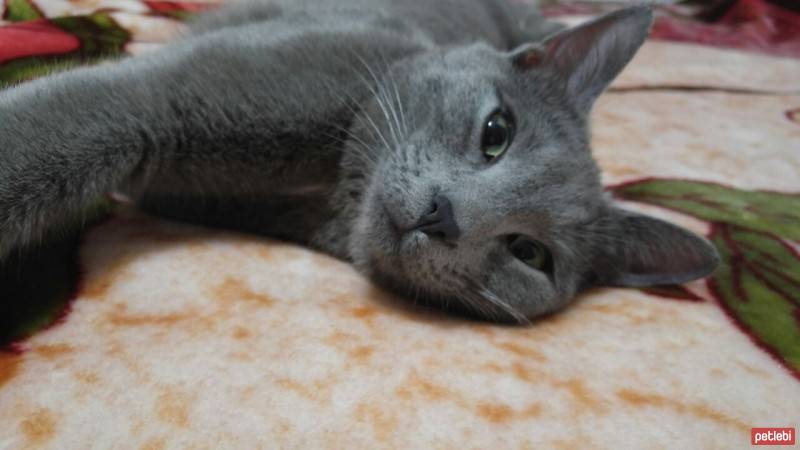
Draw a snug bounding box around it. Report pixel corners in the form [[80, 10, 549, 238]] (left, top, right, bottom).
[[1, 1, 799, 448]]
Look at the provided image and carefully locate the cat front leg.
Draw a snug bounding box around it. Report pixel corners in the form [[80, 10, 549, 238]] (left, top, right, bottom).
[[0, 22, 409, 261], [0, 58, 177, 260]]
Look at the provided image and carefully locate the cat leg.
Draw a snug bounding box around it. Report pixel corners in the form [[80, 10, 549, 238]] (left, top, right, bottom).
[[0, 61, 165, 259], [0, 25, 402, 260], [0, 37, 264, 260]]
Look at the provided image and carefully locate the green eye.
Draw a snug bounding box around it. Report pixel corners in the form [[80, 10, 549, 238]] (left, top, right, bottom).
[[481, 109, 514, 161], [508, 236, 552, 271]]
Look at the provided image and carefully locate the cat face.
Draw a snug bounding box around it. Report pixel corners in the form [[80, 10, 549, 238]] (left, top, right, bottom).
[[347, 7, 719, 322]]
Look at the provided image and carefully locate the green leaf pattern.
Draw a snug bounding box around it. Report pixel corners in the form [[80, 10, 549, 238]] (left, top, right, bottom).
[[4, 0, 42, 22], [614, 178, 800, 379], [0, 13, 130, 88]]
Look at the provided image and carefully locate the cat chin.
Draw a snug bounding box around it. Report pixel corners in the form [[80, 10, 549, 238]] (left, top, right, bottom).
[[370, 205, 455, 261], [353, 221, 443, 286]]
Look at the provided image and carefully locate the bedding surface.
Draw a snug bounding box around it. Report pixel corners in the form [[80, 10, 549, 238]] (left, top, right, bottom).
[[1, 1, 799, 448]]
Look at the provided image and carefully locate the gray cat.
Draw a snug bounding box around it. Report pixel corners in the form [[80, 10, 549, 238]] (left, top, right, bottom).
[[0, 0, 718, 322]]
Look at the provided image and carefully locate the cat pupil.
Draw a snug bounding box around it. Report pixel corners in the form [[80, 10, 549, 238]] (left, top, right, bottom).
[[481, 110, 513, 161]]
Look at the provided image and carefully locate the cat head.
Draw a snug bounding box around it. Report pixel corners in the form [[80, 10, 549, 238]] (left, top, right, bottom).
[[346, 6, 719, 322]]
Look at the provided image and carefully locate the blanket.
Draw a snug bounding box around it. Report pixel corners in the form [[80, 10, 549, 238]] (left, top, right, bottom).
[[1, 1, 799, 448]]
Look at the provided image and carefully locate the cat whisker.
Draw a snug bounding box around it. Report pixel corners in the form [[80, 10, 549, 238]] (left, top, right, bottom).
[[346, 50, 404, 151], [387, 68, 409, 139], [467, 289, 502, 322], [354, 104, 394, 157], [459, 290, 491, 320], [375, 51, 409, 143], [479, 287, 530, 325], [322, 67, 394, 159], [457, 277, 528, 324], [325, 87, 388, 165], [450, 278, 498, 321], [325, 124, 380, 167], [352, 52, 403, 145], [320, 132, 375, 169]]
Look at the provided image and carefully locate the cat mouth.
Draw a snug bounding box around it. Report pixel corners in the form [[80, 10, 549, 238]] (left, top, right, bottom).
[[382, 203, 405, 240], [379, 203, 432, 255]]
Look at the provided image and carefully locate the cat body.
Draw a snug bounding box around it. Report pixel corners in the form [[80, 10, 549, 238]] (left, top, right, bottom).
[[0, 0, 718, 321]]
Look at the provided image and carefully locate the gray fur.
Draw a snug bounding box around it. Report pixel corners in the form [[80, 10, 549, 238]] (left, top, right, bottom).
[[0, 0, 718, 322]]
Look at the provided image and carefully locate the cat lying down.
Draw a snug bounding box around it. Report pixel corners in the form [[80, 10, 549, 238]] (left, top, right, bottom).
[[0, 0, 718, 322]]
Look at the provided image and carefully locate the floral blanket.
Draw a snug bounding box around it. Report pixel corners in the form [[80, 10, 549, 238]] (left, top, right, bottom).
[[1, 1, 799, 448]]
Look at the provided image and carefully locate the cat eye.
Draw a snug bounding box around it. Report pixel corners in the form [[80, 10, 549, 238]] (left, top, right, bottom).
[[481, 109, 514, 162], [508, 235, 552, 271]]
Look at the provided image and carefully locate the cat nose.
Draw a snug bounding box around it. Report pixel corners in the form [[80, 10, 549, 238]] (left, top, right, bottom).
[[413, 194, 461, 241]]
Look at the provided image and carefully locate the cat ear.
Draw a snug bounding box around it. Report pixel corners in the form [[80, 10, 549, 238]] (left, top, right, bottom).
[[591, 208, 719, 287], [510, 6, 653, 110]]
